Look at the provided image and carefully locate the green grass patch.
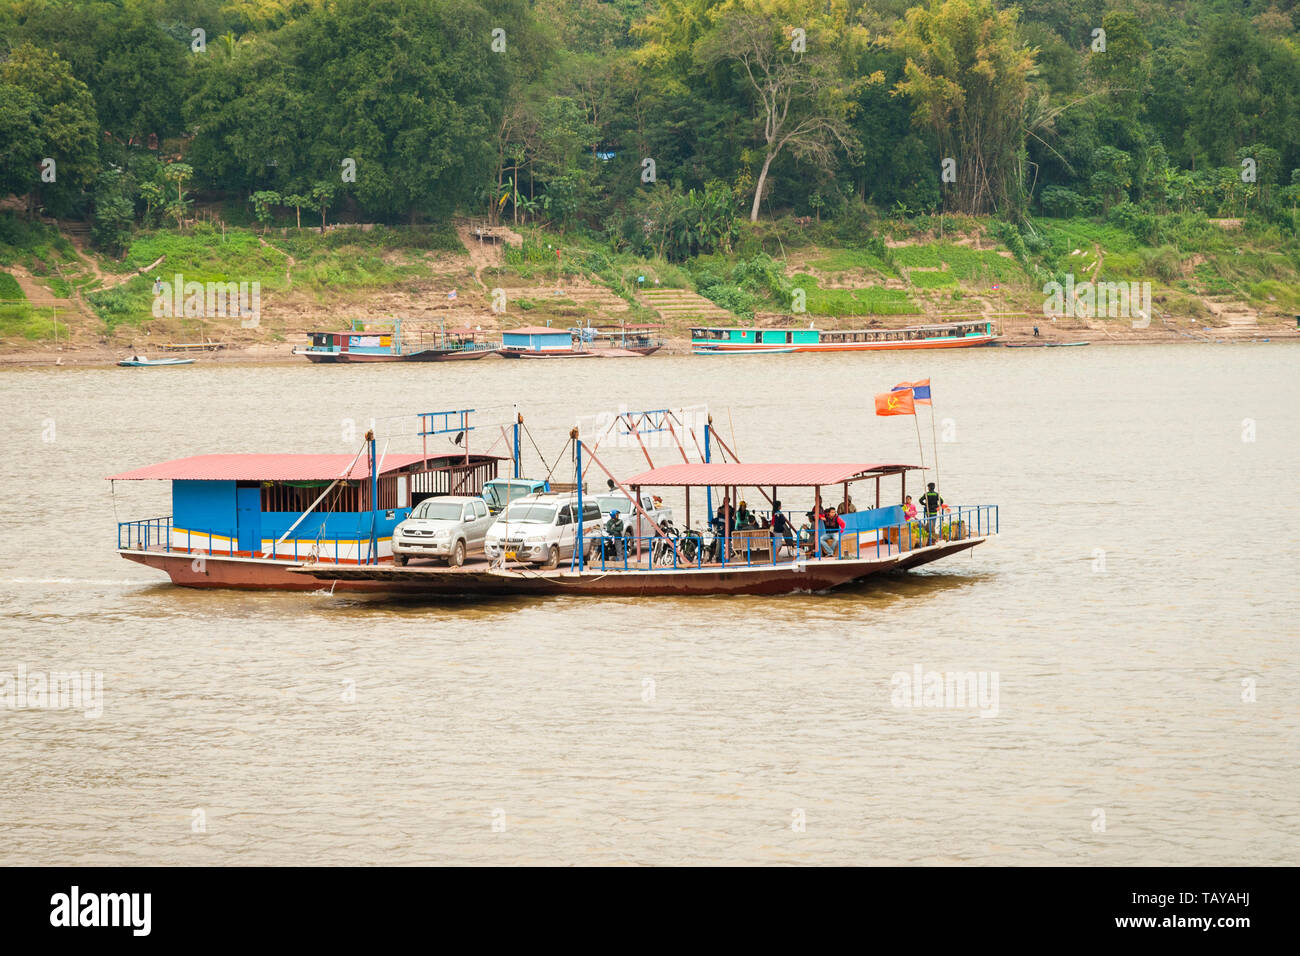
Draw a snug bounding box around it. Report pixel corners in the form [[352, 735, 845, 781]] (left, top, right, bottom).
[[1247, 280, 1300, 312], [907, 269, 957, 288], [806, 247, 895, 275], [891, 243, 1020, 282], [0, 271, 24, 300], [789, 274, 919, 315], [0, 212, 77, 269], [0, 302, 61, 340]]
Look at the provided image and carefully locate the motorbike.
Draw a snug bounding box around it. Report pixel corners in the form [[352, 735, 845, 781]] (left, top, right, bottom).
[[651, 520, 682, 566], [677, 524, 720, 565]]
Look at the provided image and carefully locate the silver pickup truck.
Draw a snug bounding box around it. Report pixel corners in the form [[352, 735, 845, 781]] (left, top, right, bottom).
[[392, 495, 494, 567]]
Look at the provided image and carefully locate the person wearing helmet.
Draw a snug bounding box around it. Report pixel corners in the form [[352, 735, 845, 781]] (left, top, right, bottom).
[[605, 508, 626, 560]]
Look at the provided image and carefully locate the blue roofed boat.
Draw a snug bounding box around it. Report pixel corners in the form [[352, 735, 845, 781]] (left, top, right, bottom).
[[498, 325, 595, 359]]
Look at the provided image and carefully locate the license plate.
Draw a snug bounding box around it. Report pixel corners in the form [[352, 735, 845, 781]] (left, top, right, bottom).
[[505, 551, 517, 560]]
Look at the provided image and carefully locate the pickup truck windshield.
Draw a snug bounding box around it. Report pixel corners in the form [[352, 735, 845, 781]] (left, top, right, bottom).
[[484, 481, 541, 510], [408, 500, 464, 521], [502, 503, 557, 524], [596, 494, 635, 513]]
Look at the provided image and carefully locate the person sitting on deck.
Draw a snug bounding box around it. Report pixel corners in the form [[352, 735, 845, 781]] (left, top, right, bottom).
[[604, 509, 626, 559], [920, 484, 944, 541], [903, 495, 917, 521], [735, 500, 756, 530], [839, 494, 857, 514], [819, 506, 845, 557]]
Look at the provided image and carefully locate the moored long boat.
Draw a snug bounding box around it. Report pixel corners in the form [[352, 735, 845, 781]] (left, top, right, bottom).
[[294, 319, 497, 363], [692, 320, 998, 353]]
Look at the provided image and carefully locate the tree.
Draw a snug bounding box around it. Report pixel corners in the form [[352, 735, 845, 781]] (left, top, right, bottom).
[[1089, 146, 1131, 214], [890, 0, 1036, 216], [91, 168, 136, 255], [282, 193, 310, 230], [250, 190, 282, 233], [310, 181, 336, 232], [288, 0, 525, 222], [0, 44, 99, 218], [138, 181, 166, 227], [695, 0, 872, 221], [162, 163, 194, 229], [12, 1, 185, 142]]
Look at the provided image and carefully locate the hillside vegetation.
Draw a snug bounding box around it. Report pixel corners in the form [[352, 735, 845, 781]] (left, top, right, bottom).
[[2, 0, 1300, 347]]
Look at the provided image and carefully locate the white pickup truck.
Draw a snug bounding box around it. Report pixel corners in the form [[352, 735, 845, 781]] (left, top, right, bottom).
[[594, 491, 672, 530]]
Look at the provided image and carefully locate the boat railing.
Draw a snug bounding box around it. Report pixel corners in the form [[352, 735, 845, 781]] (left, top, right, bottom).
[[582, 505, 998, 571], [116, 516, 387, 564], [117, 516, 173, 552]]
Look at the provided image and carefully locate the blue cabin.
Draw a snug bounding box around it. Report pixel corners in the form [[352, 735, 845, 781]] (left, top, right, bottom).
[[110, 451, 500, 563], [499, 325, 576, 356]]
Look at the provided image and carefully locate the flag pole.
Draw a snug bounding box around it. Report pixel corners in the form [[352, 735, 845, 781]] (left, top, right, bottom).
[[929, 400, 940, 492], [912, 395, 926, 473]]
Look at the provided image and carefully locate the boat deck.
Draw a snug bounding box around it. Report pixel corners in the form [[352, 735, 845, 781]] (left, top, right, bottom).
[[288, 536, 988, 596]]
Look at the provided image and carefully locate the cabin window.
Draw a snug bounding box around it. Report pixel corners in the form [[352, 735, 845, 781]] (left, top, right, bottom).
[[396, 476, 408, 508]]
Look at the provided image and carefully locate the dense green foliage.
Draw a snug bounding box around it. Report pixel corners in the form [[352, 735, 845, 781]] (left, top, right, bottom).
[[1, 0, 1299, 260]]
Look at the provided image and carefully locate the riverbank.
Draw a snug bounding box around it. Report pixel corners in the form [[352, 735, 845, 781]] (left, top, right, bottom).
[[5, 213, 1300, 367], [1, 321, 1294, 368]]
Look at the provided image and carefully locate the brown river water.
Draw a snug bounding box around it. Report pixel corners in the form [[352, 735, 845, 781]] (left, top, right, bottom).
[[1, 344, 1296, 865]]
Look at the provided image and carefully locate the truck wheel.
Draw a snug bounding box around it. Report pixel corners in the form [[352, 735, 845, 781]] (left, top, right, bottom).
[[394, 553, 408, 566], [448, 540, 465, 567], [543, 545, 559, 569]]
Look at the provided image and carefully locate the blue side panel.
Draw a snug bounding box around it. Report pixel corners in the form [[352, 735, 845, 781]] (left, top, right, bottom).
[[173, 480, 237, 536], [842, 505, 905, 533], [236, 487, 261, 553], [258, 510, 413, 542]]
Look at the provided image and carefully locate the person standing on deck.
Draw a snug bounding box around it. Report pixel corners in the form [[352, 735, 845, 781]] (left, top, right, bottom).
[[920, 484, 943, 542], [713, 495, 734, 535], [771, 500, 795, 556]]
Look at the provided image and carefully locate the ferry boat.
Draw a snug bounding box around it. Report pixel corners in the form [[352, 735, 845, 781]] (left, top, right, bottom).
[[109, 411, 507, 590], [579, 323, 665, 356], [691, 320, 998, 354], [294, 318, 497, 363], [292, 416, 1000, 597]]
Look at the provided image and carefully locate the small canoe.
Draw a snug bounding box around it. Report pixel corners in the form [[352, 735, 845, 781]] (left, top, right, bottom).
[[693, 347, 798, 355], [118, 356, 196, 367], [1004, 341, 1091, 349]]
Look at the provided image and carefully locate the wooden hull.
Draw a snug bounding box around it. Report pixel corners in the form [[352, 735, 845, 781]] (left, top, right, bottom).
[[1003, 341, 1090, 348], [694, 334, 998, 354], [498, 349, 598, 359], [297, 348, 496, 363], [401, 347, 498, 362], [288, 537, 988, 596], [118, 549, 397, 591]]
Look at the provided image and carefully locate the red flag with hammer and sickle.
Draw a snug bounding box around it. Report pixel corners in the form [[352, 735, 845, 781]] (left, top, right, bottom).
[[874, 388, 916, 416]]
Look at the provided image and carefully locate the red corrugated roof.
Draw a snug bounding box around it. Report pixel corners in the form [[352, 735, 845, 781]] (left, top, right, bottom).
[[621, 462, 920, 487], [106, 452, 490, 482], [503, 326, 573, 336]]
